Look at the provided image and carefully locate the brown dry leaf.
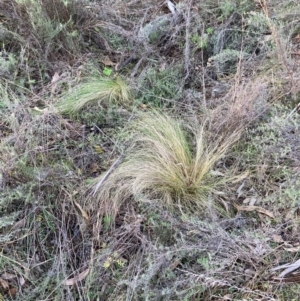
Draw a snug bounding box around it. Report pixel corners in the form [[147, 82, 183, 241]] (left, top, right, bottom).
[[51, 72, 60, 95], [169, 260, 180, 270], [242, 197, 258, 205], [220, 199, 230, 214], [8, 287, 17, 297], [1, 273, 16, 280], [10, 218, 26, 231], [284, 209, 296, 222], [284, 246, 300, 253], [73, 200, 89, 221], [63, 268, 89, 286], [0, 278, 9, 290], [236, 182, 245, 198], [242, 197, 250, 204], [272, 234, 284, 243], [99, 55, 115, 66], [244, 268, 256, 281], [234, 203, 274, 218], [90, 162, 100, 173]]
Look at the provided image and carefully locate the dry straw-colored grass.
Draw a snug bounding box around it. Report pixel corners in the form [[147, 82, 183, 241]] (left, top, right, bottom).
[[56, 76, 131, 115], [90, 111, 242, 222]]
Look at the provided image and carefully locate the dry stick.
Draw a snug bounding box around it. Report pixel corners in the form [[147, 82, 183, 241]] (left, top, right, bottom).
[[91, 123, 124, 194], [92, 123, 120, 151], [93, 155, 123, 195], [200, 24, 207, 110], [231, 13, 246, 108], [286, 102, 300, 119], [131, 56, 145, 78], [183, 0, 192, 82]]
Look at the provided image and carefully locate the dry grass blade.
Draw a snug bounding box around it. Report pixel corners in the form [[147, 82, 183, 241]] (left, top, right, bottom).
[[234, 203, 275, 218], [63, 268, 90, 286]]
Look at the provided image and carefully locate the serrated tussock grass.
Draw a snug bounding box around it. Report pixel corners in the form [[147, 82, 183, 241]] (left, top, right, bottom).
[[56, 76, 131, 115], [91, 112, 242, 221]]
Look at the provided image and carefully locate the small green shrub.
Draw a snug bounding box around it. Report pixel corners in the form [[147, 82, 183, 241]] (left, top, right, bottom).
[[137, 67, 182, 107], [207, 49, 250, 75], [219, 1, 236, 19]]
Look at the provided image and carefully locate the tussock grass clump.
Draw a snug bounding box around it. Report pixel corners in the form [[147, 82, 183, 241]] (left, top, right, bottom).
[[56, 76, 131, 116], [91, 112, 241, 220]]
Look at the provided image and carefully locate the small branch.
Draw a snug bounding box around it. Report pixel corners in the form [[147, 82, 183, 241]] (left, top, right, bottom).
[[183, 1, 192, 82], [93, 155, 123, 195], [286, 102, 300, 119], [131, 56, 145, 78]]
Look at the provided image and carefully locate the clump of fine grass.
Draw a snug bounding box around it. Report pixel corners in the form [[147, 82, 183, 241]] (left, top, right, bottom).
[[91, 112, 242, 220], [56, 76, 131, 116]]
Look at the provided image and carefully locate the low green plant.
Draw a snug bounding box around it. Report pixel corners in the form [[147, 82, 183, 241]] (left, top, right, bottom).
[[219, 1, 236, 19], [191, 33, 209, 49], [91, 112, 241, 223], [0, 51, 18, 79], [137, 67, 182, 107], [56, 76, 131, 116], [207, 49, 250, 75], [103, 67, 113, 76]]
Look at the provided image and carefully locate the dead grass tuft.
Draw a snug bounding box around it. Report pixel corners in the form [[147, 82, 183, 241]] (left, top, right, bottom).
[[90, 111, 242, 225], [207, 75, 269, 138]]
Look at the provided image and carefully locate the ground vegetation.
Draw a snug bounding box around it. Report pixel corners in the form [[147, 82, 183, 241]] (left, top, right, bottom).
[[1, 0, 300, 300]]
